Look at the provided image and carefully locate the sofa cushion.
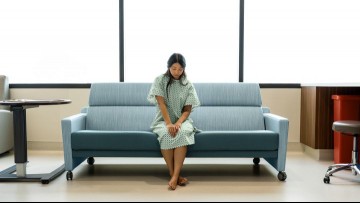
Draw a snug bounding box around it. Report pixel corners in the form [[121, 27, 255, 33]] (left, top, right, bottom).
[[72, 130, 278, 152], [72, 131, 160, 151], [193, 83, 262, 106], [89, 83, 152, 106], [189, 131, 278, 151], [86, 83, 265, 131], [86, 106, 156, 131], [89, 83, 262, 107], [191, 107, 265, 131]]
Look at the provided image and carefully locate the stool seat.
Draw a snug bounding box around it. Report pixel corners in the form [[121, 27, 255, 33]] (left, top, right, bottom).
[[333, 120, 360, 135]]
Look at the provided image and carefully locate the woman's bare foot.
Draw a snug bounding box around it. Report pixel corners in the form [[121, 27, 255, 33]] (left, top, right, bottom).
[[168, 177, 178, 190], [177, 176, 189, 186]]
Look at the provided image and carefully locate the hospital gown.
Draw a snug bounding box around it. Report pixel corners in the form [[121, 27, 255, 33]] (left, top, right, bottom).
[[147, 74, 200, 150]]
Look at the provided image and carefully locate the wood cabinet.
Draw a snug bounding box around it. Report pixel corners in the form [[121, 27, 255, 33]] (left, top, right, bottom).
[[300, 86, 360, 149]]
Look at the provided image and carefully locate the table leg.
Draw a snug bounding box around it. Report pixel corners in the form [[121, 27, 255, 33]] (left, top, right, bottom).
[[12, 106, 28, 177], [16, 163, 27, 178]]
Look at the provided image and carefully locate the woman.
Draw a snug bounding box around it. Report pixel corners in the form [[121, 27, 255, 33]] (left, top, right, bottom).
[[147, 53, 200, 190]]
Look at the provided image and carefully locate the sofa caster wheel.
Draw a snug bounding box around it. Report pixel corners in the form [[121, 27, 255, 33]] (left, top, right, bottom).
[[41, 180, 50, 184], [324, 176, 330, 184], [87, 157, 95, 165], [253, 158, 260, 165], [278, 171, 287, 181], [66, 171, 73, 181]]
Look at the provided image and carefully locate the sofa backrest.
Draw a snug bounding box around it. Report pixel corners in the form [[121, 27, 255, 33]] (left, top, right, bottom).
[[191, 83, 265, 131], [0, 75, 10, 110], [86, 83, 265, 131], [0, 75, 10, 100], [87, 83, 155, 131]]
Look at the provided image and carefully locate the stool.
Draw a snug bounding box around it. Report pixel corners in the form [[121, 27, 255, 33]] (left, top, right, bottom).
[[324, 120, 360, 184]]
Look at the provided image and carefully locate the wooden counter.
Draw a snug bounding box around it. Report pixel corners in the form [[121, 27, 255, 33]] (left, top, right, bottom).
[[300, 86, 360, 149]]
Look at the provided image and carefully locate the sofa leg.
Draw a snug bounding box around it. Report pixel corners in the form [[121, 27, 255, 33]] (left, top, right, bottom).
[[66, 171, 73, 181], [253, 158, 260, 165], [87, 157, 95, 165]]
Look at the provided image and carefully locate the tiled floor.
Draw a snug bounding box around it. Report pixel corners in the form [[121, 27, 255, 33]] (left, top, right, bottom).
[[0, 150, 359, 202]]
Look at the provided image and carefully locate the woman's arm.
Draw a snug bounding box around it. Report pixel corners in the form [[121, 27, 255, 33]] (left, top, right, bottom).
[[175, 105, 192, 130], [155, 96, 171, 124], [156, 96, 177, 136]]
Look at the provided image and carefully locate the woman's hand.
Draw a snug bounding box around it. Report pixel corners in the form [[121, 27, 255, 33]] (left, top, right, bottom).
[[175, 122, 182, 133], [166, 123, 177, 137]]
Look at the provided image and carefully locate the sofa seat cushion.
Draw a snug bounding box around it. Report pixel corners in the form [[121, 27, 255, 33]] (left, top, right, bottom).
[[189, 131, 278, 151], [72, 131, 160, 151]]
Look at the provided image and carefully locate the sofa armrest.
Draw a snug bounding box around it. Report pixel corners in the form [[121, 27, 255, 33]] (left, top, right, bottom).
[[263, 113, 289, 172], [80, 107, 88, 114], [262, 107, 271, 114], [61, 113, 87, 171]]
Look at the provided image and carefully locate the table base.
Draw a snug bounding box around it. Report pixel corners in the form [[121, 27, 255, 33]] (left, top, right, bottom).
[[0, 164, 65, 184]]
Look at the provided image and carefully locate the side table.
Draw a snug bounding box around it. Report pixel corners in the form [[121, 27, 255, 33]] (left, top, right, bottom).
[[0, 99, 71, 184]]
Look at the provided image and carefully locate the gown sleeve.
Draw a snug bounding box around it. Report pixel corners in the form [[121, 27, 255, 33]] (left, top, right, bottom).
[[147, 75, 166, 105], [185, 83, 201, 109]]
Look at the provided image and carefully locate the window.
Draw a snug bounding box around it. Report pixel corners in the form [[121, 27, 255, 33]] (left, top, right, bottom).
[[124, 0, 239, 82], [244, 0, 360, 84], [0, 0, 119, 83]]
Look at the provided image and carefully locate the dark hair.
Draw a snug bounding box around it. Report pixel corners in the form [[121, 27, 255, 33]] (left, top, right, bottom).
[[164, 53, 188, 98], [167, 53, 186, 69]]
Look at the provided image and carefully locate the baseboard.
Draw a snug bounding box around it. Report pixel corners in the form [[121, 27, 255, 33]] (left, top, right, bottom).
[[287, 142, 303, 151], [301, 144, 334, 161], [28, 141, 63, 151]]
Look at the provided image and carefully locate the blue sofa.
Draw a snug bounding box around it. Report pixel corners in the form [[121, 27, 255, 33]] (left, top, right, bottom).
[[61, 83, 289, 181]]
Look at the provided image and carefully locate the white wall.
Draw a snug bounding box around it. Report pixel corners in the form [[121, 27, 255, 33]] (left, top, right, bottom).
[[261, 89, 301, 143], [9, 88, 301, 147]]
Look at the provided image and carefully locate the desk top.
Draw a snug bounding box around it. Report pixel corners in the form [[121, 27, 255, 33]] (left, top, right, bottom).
[[301, 83, 360, 87], [0, 99, 71, 106]]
